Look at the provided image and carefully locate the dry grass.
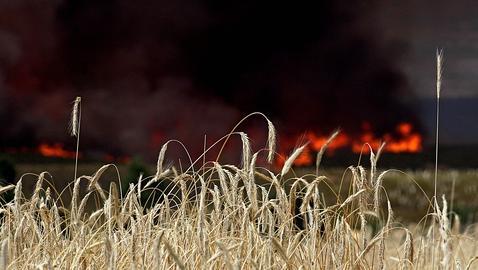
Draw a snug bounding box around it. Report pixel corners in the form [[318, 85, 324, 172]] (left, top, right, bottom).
[[1, 115, 477, 269]]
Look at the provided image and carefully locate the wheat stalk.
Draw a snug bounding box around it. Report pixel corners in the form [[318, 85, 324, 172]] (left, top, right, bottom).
[[266, 119, 277, 163], [281, 144, 308, 177], [316, 129, 340, 174], [70, 97, 82, 184], [153, 142, 169, 182], [0, 239, 8, 270], [432, 49, 444, 269]]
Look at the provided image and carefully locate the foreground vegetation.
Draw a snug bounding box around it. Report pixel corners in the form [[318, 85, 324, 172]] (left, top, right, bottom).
[[0, 115, 477, 269], [12, 163, 478, 224]]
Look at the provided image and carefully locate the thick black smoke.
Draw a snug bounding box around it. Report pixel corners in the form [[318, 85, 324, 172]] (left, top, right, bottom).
[[0, 1, 420, 159]]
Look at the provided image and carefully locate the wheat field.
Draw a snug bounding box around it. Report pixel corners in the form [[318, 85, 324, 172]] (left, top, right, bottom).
[[0, 111, 477, 270]]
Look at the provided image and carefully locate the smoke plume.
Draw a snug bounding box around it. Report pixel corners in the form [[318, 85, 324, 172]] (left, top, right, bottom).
[[0, 0, 420, 160]]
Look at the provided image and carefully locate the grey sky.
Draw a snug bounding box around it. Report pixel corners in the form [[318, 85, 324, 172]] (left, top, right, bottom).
[[379, 0, 478, 98]]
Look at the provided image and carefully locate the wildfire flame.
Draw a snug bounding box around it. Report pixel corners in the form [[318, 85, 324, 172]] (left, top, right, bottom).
[[38, 143, 79, 159], [279, 122, 422, 167]]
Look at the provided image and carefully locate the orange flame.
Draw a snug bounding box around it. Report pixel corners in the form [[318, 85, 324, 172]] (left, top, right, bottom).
[[278, 122, 422, 167], [351, 122, 422, 154], [38, 143, 79, 159]]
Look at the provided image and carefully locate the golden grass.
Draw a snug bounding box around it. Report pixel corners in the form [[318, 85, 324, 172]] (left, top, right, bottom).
[[0, 115, 477, 269]]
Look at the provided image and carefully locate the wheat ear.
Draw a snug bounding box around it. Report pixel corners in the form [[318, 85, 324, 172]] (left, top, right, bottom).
[[71, 97, 82, 183]]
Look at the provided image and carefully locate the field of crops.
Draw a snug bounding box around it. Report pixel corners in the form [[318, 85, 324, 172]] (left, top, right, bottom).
[[1, 115, 477, 269]]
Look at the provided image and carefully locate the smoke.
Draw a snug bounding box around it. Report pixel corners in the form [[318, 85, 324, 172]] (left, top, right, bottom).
[[82, 80, 239, 159], [0, 0, 420, 159], [179, 1, 419, 136]]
